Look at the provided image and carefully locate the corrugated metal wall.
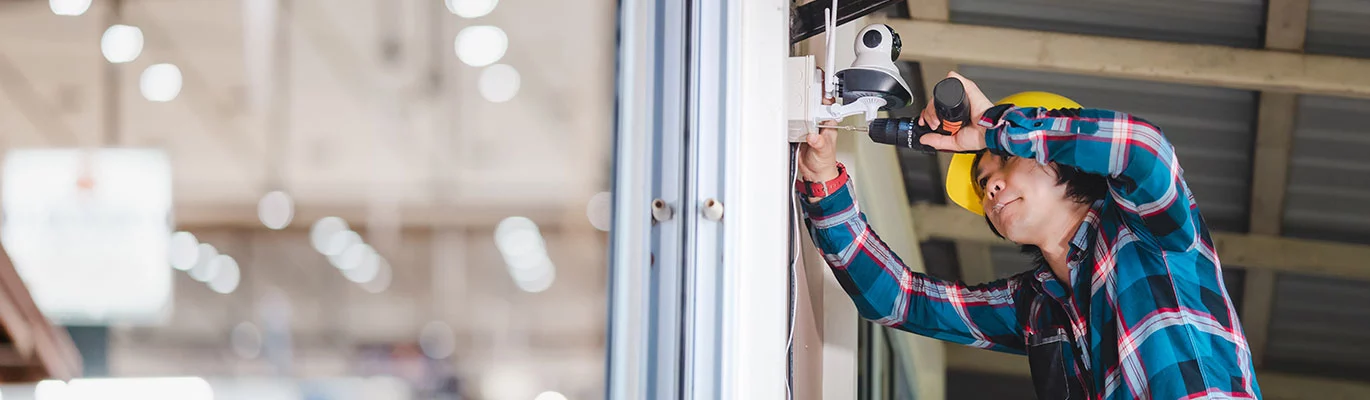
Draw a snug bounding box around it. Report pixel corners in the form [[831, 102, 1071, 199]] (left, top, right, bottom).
[[1283, 95, 1370, 244], [1265, 93, 1370, 381], [1306, 0, 1370, 57], [948, 0, 1263, 48], [1266, 274, 1370, 381]]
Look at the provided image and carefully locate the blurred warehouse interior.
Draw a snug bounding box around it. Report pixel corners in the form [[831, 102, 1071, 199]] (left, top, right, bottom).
[[0, 0, 616, 398]]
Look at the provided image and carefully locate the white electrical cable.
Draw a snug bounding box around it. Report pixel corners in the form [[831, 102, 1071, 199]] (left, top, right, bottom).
[[786, 143, 802, 400]]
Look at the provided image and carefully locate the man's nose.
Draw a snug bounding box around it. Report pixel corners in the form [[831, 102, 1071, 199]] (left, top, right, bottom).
[[986, 179, 1004, 200]]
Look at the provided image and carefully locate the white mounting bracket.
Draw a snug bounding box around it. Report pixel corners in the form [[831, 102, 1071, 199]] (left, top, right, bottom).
[[784, 56, 886, 142], [816, 96, 886, 123]]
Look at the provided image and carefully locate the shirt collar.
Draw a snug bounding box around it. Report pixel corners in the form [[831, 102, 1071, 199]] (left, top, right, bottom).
[[1068, 200, 1105, 261], [1035, 199, 1105, 293]]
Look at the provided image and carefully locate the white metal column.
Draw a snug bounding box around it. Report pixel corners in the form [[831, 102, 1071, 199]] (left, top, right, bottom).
[[719, 0, 789, 399]]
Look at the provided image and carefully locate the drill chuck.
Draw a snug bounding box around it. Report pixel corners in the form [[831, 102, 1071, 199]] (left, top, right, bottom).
[[867, 117, 936, 153]]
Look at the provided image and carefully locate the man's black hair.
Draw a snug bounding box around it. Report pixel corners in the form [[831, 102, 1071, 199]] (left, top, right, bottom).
[[971, 150, 1108, 267]]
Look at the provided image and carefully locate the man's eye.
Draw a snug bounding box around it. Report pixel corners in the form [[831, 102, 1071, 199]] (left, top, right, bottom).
[[978, 178, 988, 188]]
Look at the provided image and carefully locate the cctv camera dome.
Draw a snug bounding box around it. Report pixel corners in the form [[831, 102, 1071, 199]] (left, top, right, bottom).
[[837, 24, 914, 110]]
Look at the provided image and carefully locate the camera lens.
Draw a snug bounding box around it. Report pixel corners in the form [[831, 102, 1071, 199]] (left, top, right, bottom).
[[862, 29, 881, 49]]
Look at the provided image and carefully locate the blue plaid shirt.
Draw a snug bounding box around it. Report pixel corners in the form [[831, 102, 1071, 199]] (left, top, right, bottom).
[[803, 106, 1260, 399]]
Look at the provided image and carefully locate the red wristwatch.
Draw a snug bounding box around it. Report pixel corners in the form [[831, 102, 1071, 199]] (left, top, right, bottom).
[[797, 162, 848, 198]]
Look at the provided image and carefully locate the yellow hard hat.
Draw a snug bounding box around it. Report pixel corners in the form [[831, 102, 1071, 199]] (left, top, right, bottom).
[[945, 91, 1082, 215]]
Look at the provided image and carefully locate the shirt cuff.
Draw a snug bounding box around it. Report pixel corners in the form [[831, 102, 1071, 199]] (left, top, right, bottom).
[[801, 182, 855, 219], [978, 104, 1017, 153]]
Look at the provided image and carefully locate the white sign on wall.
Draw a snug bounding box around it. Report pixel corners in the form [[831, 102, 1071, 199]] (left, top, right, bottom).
[[1, 148, 173, 326]]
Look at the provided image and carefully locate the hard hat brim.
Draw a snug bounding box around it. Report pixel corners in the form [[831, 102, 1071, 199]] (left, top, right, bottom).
[[944, 91, 1083, 215]]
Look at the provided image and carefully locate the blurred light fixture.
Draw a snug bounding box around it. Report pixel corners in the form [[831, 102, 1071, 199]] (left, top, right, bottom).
[[536, 391, 569, 400], [345, 253, 383, 280], [188, 244, 220, 282], [445, 0, 498, 18], [64, 377, 212, 400], [334, 243, 372, 271], [478, 64, 520, 103], [482, 368, 535, 400], [514, 266, 554, 293], [207, 255, 240, 294], [454, 25, 507, 67], [140, 64, 183, 102], [325, 230, 362, 257], [35, 380, 67, 400], [230, 322, 263, 359], [191, 254, 227, 285], [168, 231, 200, 271], [360, 259, 392, 294], [418, 321, 456, 359], [342, 250, 381, 283], [50, 0, 92, 16], [587, 191, 612, 232], [495, 217, 542, 264], [494, 217, 556, 293], [257, 191, 294, 230], [310, 217, 348, 253], [326, 252, 348, 270], [101, 24, 144, 63]]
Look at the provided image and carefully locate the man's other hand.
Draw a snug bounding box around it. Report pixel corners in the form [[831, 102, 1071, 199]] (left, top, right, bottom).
[[916, 71, 994, 153]]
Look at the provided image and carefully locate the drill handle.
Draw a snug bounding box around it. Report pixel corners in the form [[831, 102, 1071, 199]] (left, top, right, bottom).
[[932, 77, 971, 135]]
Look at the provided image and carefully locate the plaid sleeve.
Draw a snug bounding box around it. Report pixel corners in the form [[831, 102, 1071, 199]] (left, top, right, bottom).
[[802, 182, 1027, 354], [982, 107, 1197, 251], [1103, 232, 1263, 399]]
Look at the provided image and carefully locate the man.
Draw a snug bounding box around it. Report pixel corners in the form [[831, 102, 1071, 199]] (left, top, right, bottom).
[[797, 72, 1260, 399]]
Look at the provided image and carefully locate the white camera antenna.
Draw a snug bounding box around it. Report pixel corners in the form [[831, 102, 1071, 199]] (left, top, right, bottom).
[[823, 0, 838, 100]]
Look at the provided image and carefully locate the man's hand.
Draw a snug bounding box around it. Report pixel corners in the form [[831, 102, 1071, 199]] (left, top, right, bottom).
[[799, 92, 841, 188], [916, 71, 995, 153], [799, 121, 840, 184]]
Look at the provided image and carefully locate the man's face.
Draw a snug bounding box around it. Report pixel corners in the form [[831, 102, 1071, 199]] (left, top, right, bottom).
[[973, 153, 1074, 244]]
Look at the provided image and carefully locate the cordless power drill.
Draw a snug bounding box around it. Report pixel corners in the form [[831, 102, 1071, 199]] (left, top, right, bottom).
[[866, 77, 971, 153]]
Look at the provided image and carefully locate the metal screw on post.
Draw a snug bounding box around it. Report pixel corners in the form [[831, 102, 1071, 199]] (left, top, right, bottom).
[[702, 198, 724, 221], [651, 199, 673, 223]]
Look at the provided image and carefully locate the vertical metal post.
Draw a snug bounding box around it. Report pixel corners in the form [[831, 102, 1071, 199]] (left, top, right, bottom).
[[607, 0, 688, 398], [682, 0, 725, 397], [609, 0, 788, 398], [605, 0, 649, 393]]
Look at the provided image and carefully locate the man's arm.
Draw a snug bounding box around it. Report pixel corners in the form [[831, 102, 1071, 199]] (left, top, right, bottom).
[[803, 180, 1027, 354], [980, 106, 1198, 251]]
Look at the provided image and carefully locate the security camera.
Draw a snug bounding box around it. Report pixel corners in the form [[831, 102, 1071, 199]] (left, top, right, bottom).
[[787, 12, 919, 141], [835, 24, 913, 110]]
